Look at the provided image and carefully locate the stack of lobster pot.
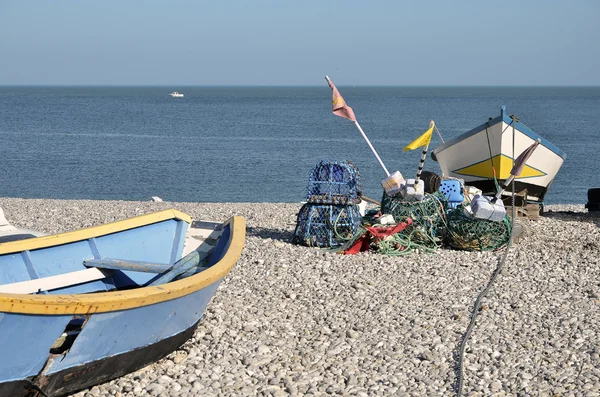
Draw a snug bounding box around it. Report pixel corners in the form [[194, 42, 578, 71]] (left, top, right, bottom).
[[293, 160, 363, 248]]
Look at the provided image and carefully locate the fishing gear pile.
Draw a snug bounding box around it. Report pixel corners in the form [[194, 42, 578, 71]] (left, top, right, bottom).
[[293, 160, 362, 247], [446, 206, 512, 251], [380, 190, 448, 248]]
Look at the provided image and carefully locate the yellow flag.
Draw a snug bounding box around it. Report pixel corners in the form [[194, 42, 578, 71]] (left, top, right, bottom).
[[404, 126, 434, 152]]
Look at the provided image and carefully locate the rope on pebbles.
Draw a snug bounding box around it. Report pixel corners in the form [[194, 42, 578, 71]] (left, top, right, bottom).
[[455, 190, 517, 396]]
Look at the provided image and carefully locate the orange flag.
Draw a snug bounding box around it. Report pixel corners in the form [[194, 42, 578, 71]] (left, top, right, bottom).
[[327, 79, 356, 121]]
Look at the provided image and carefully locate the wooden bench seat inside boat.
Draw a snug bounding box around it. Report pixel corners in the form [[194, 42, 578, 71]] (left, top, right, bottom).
[[0, 240, 217, 295], [0, 268, 114, 294], [0, 214, 225, 295]]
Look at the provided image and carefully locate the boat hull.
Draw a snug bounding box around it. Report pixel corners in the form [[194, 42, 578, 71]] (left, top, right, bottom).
[[431, 106, 566, 202], [0, 211, 245, 397], [0, 317, 200, 397]]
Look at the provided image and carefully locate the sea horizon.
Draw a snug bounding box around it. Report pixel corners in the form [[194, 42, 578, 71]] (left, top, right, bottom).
[[1, 86, 598, 204], [2, 84, 600, 88]]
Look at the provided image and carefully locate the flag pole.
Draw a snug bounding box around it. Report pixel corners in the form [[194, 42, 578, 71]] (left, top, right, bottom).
[[490, 137, 541, 204], [325, 76, 390, 177], [414, 120, 434, 184], [353, 120, 390, 177]]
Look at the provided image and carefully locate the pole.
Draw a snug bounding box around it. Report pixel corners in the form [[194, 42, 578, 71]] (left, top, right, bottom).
[[490, 135, 542, 204], [414, 120, 435, 184], [324, 76, 390, 177], [353, 121, 390, 177], [491, 174, 515, 204]]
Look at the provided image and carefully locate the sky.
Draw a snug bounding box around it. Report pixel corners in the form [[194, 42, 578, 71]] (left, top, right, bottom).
[[1, 0, 599, 86]]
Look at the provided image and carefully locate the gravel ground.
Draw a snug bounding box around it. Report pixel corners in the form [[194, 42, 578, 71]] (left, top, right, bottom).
[[1, 198, 599, 397]]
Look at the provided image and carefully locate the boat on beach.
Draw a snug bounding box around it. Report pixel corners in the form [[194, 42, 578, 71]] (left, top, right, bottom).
[[0, 209, 245, 397], [431, 106, 566, 203], [169, 91, 184, 98]]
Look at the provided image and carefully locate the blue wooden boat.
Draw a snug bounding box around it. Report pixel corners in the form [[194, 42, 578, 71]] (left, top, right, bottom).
[[0, 209, 245, 397]]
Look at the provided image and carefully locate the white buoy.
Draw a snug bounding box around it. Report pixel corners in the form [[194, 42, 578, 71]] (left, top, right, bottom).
[[470, 194, 506, 221]]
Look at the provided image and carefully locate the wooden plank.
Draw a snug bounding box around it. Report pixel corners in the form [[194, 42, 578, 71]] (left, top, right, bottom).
[[145, 249, 212, 286], [506, 204, 540, 220], [182, 226, 222, 256], [84, 258, 171, 274], [185, 228, 222, 241], [0, 268, 112, 294]]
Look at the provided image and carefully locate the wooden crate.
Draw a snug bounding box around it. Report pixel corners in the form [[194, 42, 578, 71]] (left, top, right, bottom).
[[506, 203, 540, 220]]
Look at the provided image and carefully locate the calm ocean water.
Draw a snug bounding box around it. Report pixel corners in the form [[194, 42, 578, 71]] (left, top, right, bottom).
[[0, 86, 598, 204]]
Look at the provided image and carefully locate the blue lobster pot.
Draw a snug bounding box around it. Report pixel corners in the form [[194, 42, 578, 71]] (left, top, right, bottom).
[[305, 160, 362, 205], [293, 203, 361, 247]]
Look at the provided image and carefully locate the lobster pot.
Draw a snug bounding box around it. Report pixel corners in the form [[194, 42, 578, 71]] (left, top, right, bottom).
[[446, 207, 512, 251], [306, 160, 362, 205], [380, 191, 448, 247], [293, 203, 361, 247]]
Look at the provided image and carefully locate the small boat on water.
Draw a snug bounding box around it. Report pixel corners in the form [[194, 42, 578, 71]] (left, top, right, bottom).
[[431, 106, 566, 203], [169, 91, 184, 98], [0, 209, 245, 397]]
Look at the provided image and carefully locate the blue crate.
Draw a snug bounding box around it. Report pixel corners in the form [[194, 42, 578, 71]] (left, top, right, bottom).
[[439, 180, 464, 209]]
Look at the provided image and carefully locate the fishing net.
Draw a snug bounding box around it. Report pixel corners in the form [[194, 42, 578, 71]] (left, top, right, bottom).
[[380, 190, 448, 248], [445, 206, 512, 251], [293, 203, 362, 248], [305, 160, 362, 205], [375, 224, 440, 255]]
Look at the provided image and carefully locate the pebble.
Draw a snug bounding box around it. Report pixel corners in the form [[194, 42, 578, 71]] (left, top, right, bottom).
[[1, 200, 597, 396]]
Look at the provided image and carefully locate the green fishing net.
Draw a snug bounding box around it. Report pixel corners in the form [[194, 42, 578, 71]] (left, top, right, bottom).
[[380, 191, 448, 249], [445, 206, 512, 251]]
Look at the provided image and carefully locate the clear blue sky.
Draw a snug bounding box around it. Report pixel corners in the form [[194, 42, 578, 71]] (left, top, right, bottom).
[[1, 0, 599, 86]]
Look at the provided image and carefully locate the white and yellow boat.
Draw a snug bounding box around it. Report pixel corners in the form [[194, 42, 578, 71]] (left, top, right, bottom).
[[431, 106, 566, 203]]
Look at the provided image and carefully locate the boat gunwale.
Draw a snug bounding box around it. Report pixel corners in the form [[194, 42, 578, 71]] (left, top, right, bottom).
[[0, 211, 246, 315], [431, 107, 567, 160], [0, 209, 192, 255]]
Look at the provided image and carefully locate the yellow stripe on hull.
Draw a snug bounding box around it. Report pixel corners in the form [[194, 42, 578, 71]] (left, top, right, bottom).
[[0, 215, 246, 315], [453, 154, 546, 180]]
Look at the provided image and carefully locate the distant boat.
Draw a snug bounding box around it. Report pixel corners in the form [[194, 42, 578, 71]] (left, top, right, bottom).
[[169, 91, 184, 98], [431, 106, 566, 203], [0, 209, 246, 397]]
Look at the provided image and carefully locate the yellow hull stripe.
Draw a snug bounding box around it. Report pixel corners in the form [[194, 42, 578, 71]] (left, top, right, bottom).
[[0, 215, 246, 315], [453, 154, 546, 179], [0, 209, 192, 255]]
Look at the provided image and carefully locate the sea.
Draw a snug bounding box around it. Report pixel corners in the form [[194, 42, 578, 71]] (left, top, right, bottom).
[[0, 86, 598, 204]]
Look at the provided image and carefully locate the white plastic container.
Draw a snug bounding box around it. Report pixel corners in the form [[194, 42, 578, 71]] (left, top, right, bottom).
[[401, 178, 425, 202], [470, 194, 506, 222], [357, 200, 368, 216], [381, 171, 405, 197]]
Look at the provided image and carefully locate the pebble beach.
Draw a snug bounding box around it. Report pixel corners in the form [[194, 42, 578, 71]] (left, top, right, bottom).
[[1, 198, 599, 397]]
